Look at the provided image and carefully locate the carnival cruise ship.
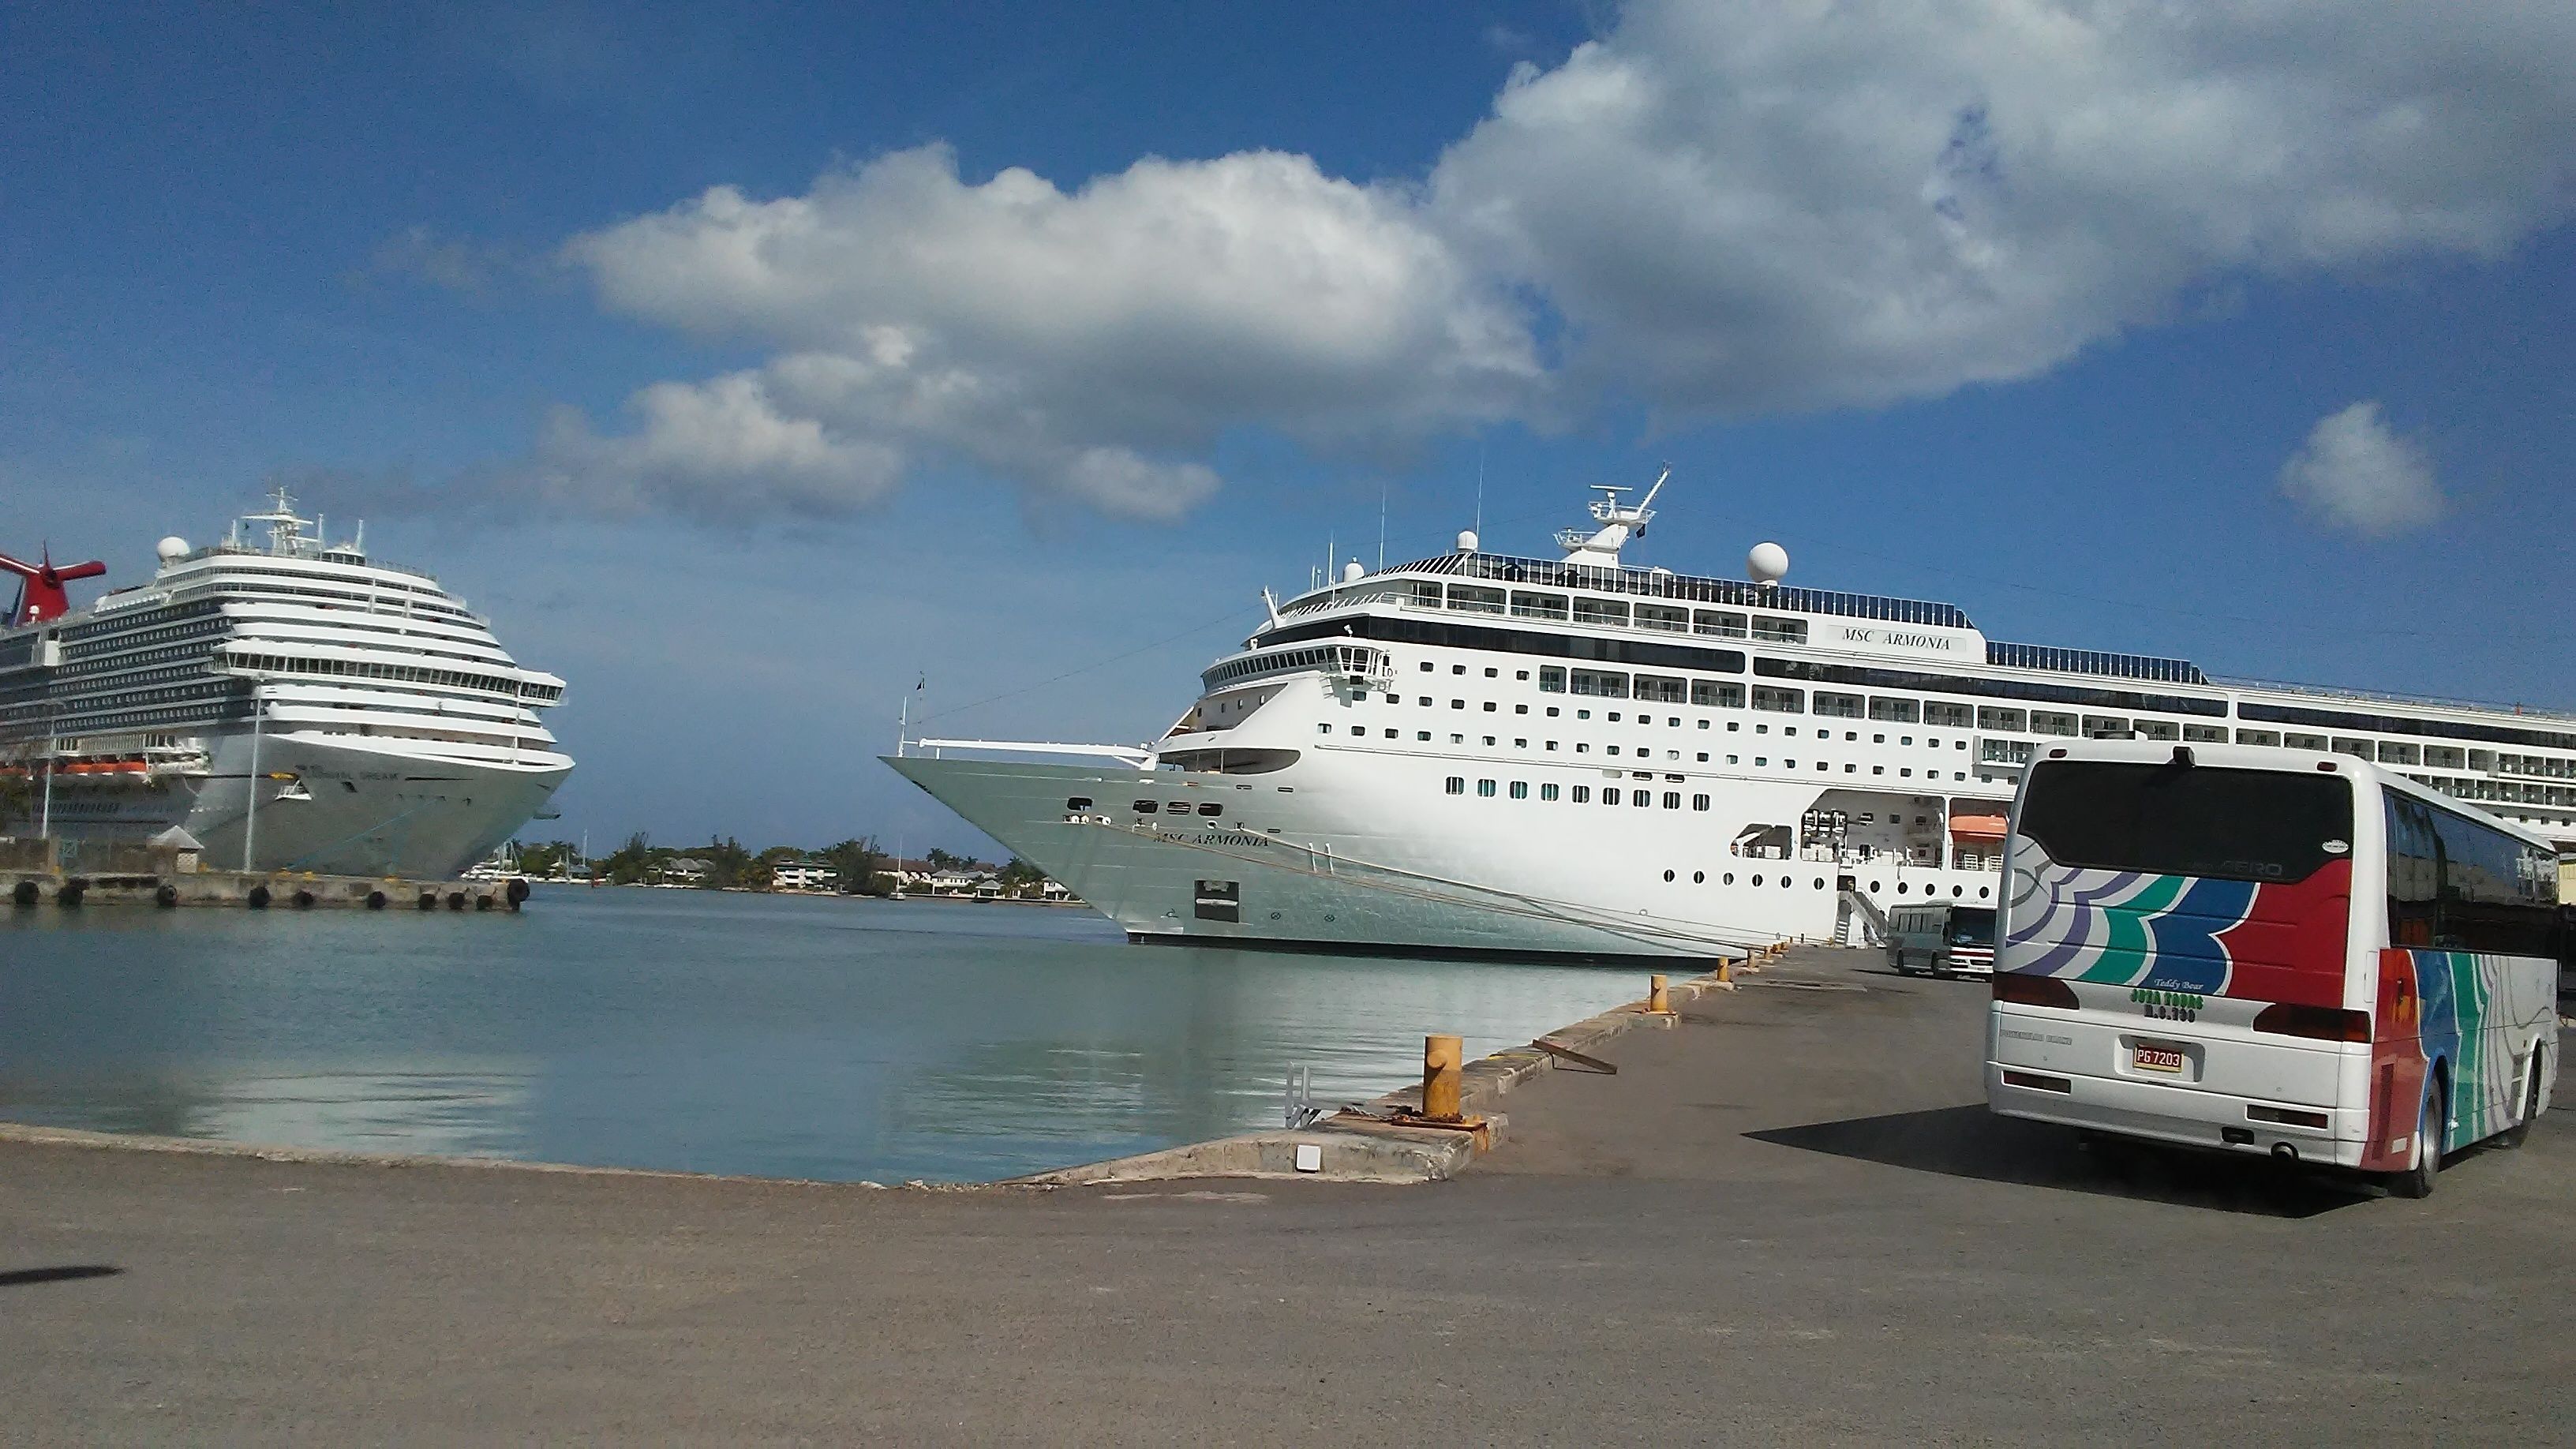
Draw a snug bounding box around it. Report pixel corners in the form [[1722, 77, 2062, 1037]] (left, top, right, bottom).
[[0, 490, 571, 878], [889, 474, 2574, 960]]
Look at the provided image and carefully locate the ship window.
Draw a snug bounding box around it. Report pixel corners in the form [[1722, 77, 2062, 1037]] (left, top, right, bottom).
[[1384, 729, 1398, 739], [1694, 610, 1748, 638], [1421, 661, 1433, 671], [1751, 616, 1807, 644], [1197, 803, 1222, 816], [1546, 706, 1560, 717], [2031, 710, 2079, 738], [1444, 777, 1464, 795], [2424, 746, 2465, 769], [1515, 671, 1530, 681], [1447, 584, 1505, 615], [2233, 728, 2280, 747], [1751, 686, 1804, 713], [1349, 725, 1364, 736], [1483, 702, 1496, 712], [1317, 723, 1331, 734], [1692, 794, 1711, 811], [1602, 788, 1621, 805], [2136, 720, 2179, 741], [1814, 691, 1862, 719], [1484, 667, 1498, 678], [1978, 706, 2025, 732], [1477, 779, 1496, 797], [1133, 800, 1159, 813], [1693, 680, 1743, 709], [1924, 702, 1972, 729], [1571, 669, 1629, 698], [1418, 697, 1432, 706], [1546, 741, 1558, 751], [2083, 715, 2131, 738], [1607, 745, 1620, 755], [1451, 699, 1465, 709], [1511, 591, 1571, 620], [2286, 732, 2328, 751], [1509, 781, 1529, 799], [1634, 674, 1685, 703], [1868, 697, 1918, 723], [1065, 797, 1092, 810], [1636, 604, 1689, 634], [1453, 665, 1466, 675], [1417, 732, 1431, 741], [1573, 597, 1630, 627], [1515, 704, 1528, 715], [1541, 783, 1559, 801], [1537, 666, 1566, 693], [1571, 786, 1591, 803], [1663, 792, 1682, 809]]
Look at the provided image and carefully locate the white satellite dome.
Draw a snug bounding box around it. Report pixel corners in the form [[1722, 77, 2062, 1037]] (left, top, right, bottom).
[[1342, 560, 1365, 582], [1455, 530, 1479, 554], [1747, 541, 1789, 586], [155, 536, 190, 563]]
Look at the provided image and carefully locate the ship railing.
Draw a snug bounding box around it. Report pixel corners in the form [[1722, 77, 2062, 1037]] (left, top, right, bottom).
[[2212, 674, 2576, 724]]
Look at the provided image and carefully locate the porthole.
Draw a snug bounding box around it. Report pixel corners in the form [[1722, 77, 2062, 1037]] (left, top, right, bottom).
[[1751, 874, 1764, 887], [1979, 887, 1990, 899], [1268, 911, 1282, 920], [1783, 876, 1793, 889], [1952, 885, 1963, 897], [1896, 882, 1908, 894], [1662, 870, 1675, 882], [1869, 882, 1881, 893], [1723, 873, 1735, 885], [1814, 878, 1826, 889]]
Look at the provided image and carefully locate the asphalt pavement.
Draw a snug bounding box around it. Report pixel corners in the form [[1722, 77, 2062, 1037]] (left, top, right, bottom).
[[4, 947, 2568, 1444]]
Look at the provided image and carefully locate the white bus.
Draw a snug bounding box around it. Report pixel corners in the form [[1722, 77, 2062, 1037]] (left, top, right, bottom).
[[1887, 902, 1996, 978], [1987, 739, 2559, 1196]]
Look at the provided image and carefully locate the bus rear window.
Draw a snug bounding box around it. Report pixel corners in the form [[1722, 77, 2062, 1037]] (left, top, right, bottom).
[[2019, 761, 2351, 884]]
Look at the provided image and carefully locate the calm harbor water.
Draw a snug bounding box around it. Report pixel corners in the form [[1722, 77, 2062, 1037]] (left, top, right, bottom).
[[0, 887, 1655, 1182]]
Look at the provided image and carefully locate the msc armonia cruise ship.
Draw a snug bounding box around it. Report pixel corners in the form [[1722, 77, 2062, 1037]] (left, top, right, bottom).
[[891, 474, 2576, 960], [0, 490, 571, 878]]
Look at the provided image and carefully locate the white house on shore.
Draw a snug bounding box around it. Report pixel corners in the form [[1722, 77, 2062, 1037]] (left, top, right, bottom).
[[770, 859, 841, 893]]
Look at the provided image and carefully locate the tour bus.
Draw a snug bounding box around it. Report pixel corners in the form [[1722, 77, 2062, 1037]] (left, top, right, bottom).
[[1986, 739, 2559, 1196], [1887, 902, 1996, 978]]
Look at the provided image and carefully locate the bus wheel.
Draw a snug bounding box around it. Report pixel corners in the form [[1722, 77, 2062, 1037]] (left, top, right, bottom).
[[2391, 1082, 2444, 1199], [2497, 1054, 2544, 1149]]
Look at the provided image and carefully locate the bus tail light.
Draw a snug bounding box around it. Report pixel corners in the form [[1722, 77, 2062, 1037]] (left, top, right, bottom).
[[1993, 973, 2078, 1009], [2252, 1003, 2372, 1043]]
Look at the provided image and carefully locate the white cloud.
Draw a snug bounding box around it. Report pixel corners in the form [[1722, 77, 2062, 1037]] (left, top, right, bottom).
[[555, 144, 1537, 519], [530, 373, 904, 518], [2278, 400, 2440, 537], [1429, 0, 2576, 414], [542, 0, 2576, 518]]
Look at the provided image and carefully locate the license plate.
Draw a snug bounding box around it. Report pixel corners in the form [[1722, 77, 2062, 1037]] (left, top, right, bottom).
[[2132, 1042, 2186, 1074]]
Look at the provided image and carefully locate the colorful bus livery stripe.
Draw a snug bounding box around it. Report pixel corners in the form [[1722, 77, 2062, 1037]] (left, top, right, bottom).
[[2000, 844, 2351, 1005], [2383, 948, 2525, 1157]]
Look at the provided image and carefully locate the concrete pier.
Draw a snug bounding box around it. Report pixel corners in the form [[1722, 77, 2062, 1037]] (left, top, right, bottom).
[[1, 835, 522, 911], [2, 945, 2567, 1441]]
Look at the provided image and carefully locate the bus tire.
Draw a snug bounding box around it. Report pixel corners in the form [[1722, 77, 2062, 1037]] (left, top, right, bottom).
[[2498, 1051, 2544, 1149], [2391, 1080, 2444, 1199]]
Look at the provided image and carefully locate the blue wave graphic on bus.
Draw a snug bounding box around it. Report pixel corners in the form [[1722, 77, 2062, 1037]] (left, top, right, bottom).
[[2001, 856, 2255, 993]]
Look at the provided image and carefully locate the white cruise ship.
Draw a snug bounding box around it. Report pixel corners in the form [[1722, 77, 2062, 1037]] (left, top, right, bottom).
[[889, 475, 2575, 960], [0, 490, 571, 878]]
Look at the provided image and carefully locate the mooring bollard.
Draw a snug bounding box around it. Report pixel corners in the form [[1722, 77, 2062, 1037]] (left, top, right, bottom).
[[1649, 973, 1671, 1013], [1422, 1034, 1464, 1123], [1717, 957, 1734, 985]]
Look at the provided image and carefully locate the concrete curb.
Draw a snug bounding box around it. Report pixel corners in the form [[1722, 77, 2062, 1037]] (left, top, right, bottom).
[[1017, 962, 1741, 1187]]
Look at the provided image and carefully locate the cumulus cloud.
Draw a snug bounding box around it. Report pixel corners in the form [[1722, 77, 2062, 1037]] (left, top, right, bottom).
[[551, 145, 1536, 518], [2278, 401, 2441, 537], [541, 0, 2576, 519], [1429, 0, 2576, 413]]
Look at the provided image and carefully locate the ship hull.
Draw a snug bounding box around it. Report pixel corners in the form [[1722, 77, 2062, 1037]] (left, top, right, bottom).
[[34, 730, 567, 879], [885, 753, 1970, 960]]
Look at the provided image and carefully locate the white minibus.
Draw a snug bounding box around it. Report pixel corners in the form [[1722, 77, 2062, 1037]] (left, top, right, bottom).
[[1987, 739, 2559, 1196]]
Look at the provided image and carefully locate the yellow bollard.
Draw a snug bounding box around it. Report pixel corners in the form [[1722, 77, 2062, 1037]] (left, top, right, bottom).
[[1422, 1034, 1464, 1123], [1717, 957, 1734, 985], [1649, 973, 1670, 1013]]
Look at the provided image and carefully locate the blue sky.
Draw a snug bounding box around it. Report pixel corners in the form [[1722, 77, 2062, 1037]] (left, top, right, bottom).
[[6, 2, 2572, 857]]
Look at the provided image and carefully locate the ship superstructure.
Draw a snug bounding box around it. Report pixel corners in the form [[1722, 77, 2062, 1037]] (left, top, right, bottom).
[[0, 489, 571, 878], [889, 477, 2575, 960]]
